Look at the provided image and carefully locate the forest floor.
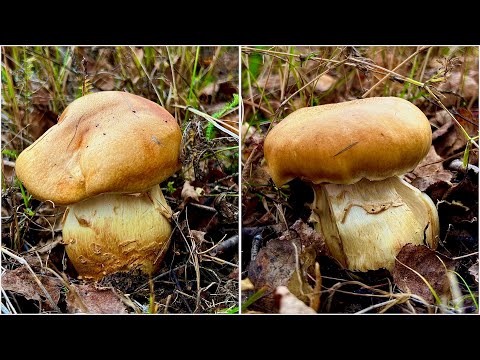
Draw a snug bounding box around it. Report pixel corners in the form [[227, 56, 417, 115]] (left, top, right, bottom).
[[241, 46, 479, 314], [1, 46, 239, 314]]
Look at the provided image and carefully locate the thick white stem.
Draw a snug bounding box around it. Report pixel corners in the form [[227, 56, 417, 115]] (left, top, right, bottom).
[[62, 185, 172, 280], [311, 176, 439, 272]]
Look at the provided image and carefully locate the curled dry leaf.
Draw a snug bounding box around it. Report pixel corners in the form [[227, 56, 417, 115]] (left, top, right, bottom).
[[66, 283, 127, 314], [410, 146, 453, 192], [431, 109, 477, 158], [190, 230, 207, 246], [214, 193, 238, 224], [431, 110, 466, 158], [181, 181, 201, 202], [247, 220, 322, 311], [393, 244, 455, 304], [275, 286, 316, 314], [1, 266, 62, 309], [437, 170, 478, 249]]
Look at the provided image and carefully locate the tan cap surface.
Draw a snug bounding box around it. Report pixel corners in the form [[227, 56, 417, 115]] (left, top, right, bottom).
[[16, 91, 182, 205], [264, 97, 432, 187]]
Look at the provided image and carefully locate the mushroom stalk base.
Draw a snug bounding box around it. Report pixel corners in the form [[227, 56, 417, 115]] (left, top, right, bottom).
[[310, 176, 439, 272], [62, 185, 173, 280]]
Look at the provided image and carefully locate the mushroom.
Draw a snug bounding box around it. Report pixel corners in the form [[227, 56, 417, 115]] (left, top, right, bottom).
[[264, 97, 440, 272], [15, 91, 182, 280]]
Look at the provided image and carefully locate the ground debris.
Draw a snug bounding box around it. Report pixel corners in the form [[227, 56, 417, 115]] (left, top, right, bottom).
[[431, 109, 477, 158], [410, 146, 453, 192], [1, 266, 62, 310], [247, 220, 323, 311], [437, 170, 478, 253], [393, 244, 455, 304], [66, 283, 127, 314], [275, 286, 316, 314], [181, 180, 201, 203], [291, 219, 326, 255]]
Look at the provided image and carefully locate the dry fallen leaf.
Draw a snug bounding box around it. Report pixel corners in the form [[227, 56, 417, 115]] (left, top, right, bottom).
[[410, 146, 453, 192], [247, 220, 323, 311], [431, 110, 468, 158], [248, 238, 297, 288], [290, 219, 326, 255], [257, 74, 282, 92], [30, 84, 52, 106], [275, 286, 316, 314], [181, 181, 200, 202], [93, 72, 115, 91], [66, 283, 127, 314], [1, 266, 62, 309], [437, 171, 478, 247], [393, 244, 455, 304], [241, 278, 255, 291], [190, 230, 207, 245]]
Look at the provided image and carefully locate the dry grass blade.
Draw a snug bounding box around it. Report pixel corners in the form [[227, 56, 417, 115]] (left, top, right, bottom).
[[128, 46, 165, 107], [362, 46, 430, 98], [175, 105, 239, 139], [279, 59, 346, 109], [355, 296, 409, 314]]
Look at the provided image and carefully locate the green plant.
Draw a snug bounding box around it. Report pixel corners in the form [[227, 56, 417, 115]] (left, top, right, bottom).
[[206, 93, 240, 140], [165, 181, 176, 194]]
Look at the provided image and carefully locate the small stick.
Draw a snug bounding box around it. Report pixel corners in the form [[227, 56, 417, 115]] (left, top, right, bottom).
[[164, 294, 172, 314], [452, 252, 478, 260], [188, 202, 218, 213], [209, 235, 239, 256], [129, 46, 165, 107], [201, 254, 238, 267]]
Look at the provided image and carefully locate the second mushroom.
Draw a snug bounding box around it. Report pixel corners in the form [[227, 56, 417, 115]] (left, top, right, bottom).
[[264, 97, 440, 272]]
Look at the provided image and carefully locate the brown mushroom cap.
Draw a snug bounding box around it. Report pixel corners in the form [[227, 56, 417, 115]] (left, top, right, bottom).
[[16, 91, 182, 205], [264, 97, 432, 187]]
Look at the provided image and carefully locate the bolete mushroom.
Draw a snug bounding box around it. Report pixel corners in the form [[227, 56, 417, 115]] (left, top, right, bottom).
[[15, 91, 182, 280], [264, 97, 440, 272]]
